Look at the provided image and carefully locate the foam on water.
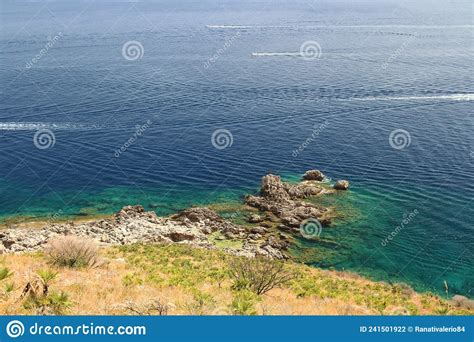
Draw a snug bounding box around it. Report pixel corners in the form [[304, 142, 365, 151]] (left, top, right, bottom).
[[206, 25, 286, 29], [0, 122, 101, 131], [346, 94, 474, 102], [207, 24, 473, 30], [251, 52, 303, 57]]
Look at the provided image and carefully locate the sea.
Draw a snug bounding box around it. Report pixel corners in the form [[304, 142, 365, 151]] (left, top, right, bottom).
[[0, 0, 472, 297]]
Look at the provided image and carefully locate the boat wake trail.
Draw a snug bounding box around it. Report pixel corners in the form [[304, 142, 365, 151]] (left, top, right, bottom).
[[346, 94, 474, 102], [207, 24, 474, 30], [251, 52, 302, 57], [0, 122, 101, 131]]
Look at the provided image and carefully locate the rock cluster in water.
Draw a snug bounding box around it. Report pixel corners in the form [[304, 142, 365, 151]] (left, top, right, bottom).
[[0, 170, 348, 259], [245, 173, 334, 229]]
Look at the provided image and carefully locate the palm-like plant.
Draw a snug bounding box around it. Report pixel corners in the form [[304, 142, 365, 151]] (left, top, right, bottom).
[[36, 269, 59, 296], [0, 267, 12, 282]]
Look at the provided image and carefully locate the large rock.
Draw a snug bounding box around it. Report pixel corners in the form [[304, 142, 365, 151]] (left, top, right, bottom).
[[171, 207, 244, 237], [248, 214, 263, 223], [260, 174, 291, 201], [334, 180, 350, 190], [279, 203, 330, 227], [303, 170, 325, 181], [245, 173, 331, 229], [250, 226, 267, 234], [172, 207, 222, 224], [115, 205, 145, 218], [256, 174, 325, 203], [287, 183, 323, 199]]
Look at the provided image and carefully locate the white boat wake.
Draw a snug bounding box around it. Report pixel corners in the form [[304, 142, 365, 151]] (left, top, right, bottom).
[[348, 94, 474, 102], [251, 52, 302, 57], [0, 122, 100, 131], [207, 24, 473, 30]]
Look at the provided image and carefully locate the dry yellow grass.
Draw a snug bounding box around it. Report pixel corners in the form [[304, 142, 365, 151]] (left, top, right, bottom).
[[0, 244, 471, 316]]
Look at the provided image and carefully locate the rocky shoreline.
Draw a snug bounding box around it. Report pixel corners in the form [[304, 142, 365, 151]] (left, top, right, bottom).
[[0, 170, 349, 259]]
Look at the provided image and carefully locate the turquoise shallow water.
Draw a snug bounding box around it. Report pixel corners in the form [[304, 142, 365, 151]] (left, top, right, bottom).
[[0, 182, 250, 222], [291, 181, 473, 297], [0, 1, 472, 297]]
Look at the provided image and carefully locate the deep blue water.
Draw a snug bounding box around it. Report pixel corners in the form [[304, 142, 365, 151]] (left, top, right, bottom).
[[0, 1, 472, 297]]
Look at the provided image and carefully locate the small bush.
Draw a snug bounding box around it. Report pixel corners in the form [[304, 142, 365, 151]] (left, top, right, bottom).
[[122, 300, 169, 316], [229, 257, 294, 295], [122, 273, 143, 287], [45, 236, 99, 268], [21, 270, 72, 315], [185, 291, 216, 315], [21, 269, 58, 299], [23, 290, 72, 315], [230, 290, 259, 315], [0, 267, 12, 281], [3, 282, 14, 294]]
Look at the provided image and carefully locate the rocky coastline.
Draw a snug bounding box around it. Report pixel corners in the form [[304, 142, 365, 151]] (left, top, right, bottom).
[[0, 170, 349, 259]]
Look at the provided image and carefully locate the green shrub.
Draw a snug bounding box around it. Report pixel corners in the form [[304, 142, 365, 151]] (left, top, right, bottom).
[[122, 273, 143, 287], [21, 270, 71, 314], [4, 282, 14, 294], [185, 291, 216, 315], [230, 290, 260, 315], [23, 290, 72, 315], [0, 267, 12, 281], [229, 257, 294, 295]]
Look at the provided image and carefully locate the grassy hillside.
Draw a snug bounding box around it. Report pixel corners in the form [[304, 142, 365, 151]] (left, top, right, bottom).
[[0, 243, 471, 315]]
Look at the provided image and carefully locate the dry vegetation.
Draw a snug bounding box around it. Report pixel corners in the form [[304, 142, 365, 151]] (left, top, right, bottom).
[[0, 243, 472, 316], [45, 236, 101, 268]]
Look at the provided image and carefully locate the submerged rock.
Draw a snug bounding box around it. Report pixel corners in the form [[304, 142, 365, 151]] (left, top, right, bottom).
[[303, 170, 325, 181]]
